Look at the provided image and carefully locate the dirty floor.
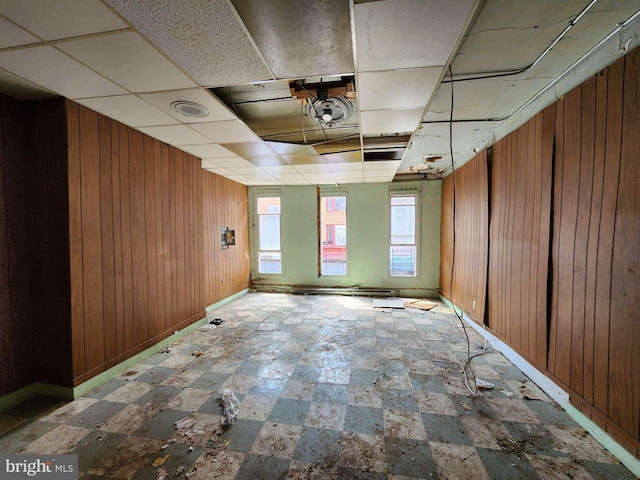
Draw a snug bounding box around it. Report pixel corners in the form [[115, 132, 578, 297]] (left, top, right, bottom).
[[0, 292, 635, 479]]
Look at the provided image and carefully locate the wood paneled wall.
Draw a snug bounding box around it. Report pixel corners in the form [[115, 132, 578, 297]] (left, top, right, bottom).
[[66, 101, 248, 385], [0, 94, 30, 396], [547, 54, 640, 451], [442, 47, 640, 456], [440, 150, 488, 324], [0, 97, 72, 394], [203, 172, 250, 303], [487, 106, 555, 369]]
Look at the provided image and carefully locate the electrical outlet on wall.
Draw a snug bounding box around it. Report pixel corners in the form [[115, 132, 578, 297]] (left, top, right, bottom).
[[472, 300, 476, 309]]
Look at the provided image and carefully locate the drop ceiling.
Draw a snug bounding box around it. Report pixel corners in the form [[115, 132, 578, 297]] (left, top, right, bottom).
[[0, 0, 638, 186]]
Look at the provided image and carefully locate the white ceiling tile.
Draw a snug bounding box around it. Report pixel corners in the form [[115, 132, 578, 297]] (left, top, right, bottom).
[[284, 179, 311, 185], [273, 173, 306, 181], [365, 169, 398, 179], [355, 0, 474, 71], [303, 172, 336, 182], [360, 108, 424, 135], [336, 178, 364, 184], [191, 120, 260, 144], [0, 0, 128, 41], [204, 167, 235, 176], [137, 125, 211, 146], [358, 67, 442, 111], [76, 95, 178, 127], [104, 0, 273, 86], [293, 164, 331, 174], [57, 31, 196, 92], [249, 180, 284, 186], [261, 165, 298, 175], [178, 144, 235, 158], [210, 157, 255, 168], [242, 174, 279, 182], [328, 163, 364, 173], [364, 160, 402, 171], [222, 174, 247, 183], [139, 88, 237, 123], [0, 45, 126, 99], [230, 166, 268, 175], [332, 171, 363, 180], [0, 68, 56, 100], [202, 159, 221, 169], [0, 17, 40, 48]]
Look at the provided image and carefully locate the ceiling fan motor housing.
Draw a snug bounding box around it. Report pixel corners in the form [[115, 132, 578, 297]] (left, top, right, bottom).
[[307, 95, 354, 128]]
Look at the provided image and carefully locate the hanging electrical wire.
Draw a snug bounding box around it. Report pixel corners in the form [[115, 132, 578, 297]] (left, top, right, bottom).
[[447, 65, 490, 398]]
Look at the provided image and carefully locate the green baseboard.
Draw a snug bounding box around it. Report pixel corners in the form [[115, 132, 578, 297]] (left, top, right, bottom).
[[0, 289, 250, 411]]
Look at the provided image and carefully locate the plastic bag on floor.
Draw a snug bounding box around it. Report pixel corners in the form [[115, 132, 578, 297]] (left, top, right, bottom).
[[220, 389, 240, 425]]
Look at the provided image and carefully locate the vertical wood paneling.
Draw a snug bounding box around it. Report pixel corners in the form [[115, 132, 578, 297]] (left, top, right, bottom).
[[609, 49, 640, 438], [111, 119, 125, 357], [99, 115, 116, 362], [161, 145, 172, 334], [202, 170, 250, 306], [65, 102, 247, 386], [582, 70, 608, 405], [154, 141, 165, 337], [0, 97, 248, 393], [144, 135, 158, 339], [545, 50, 640, 448], [79, 106, 104, 372], [67, 101, 86, 378], [0, 96, 18, 394], [129, 129, 148, 346], [118, 122, 134, 354], [440, 151, 488, 323], [487, 107, 553, 369]]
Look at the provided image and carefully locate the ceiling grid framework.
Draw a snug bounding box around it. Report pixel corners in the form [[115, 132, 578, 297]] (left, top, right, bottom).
[[0, 0, 638, 185]]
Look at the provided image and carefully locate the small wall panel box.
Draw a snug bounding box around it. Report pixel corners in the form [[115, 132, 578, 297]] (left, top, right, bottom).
[[220, 226, 235, 249]]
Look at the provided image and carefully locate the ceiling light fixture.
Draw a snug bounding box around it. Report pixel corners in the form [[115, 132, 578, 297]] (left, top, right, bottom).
[[171, 101, 209, 118]]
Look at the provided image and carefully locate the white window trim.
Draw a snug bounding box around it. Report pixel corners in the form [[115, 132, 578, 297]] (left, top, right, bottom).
[[388, 193, 420, 278], [319, 193, 349, 277], [255, 195, 283, 276]]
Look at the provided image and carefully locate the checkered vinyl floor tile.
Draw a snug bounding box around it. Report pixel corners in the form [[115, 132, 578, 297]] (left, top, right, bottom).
[[0, 293, 635, 479]]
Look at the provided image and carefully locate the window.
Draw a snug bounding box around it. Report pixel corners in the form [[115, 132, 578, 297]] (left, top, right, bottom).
[[257, 197, 281, 274], [320, 196, 347, 275], [390, 195, 417, 276], [326, 197, 346, 212]]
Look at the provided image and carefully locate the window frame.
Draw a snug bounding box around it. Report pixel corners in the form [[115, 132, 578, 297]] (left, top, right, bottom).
[[388, 193, 419, 278], [319, 194, 348, 277], [256, 196, 283, 275]]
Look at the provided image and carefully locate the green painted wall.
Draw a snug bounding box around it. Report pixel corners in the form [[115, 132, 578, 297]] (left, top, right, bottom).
[[248, 181, 441, 296]]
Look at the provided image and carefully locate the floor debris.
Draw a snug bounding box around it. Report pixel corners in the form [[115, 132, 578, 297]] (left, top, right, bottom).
[[174, 417, 194, 430], [191, 350, 205, 357], [476, 379, 495, 390], [372, 299, 405, 309], [220, 389, 240, 425], [159, 346, 172, 354], [403, 299, 438, 311], [152, 455, 170, 467]]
